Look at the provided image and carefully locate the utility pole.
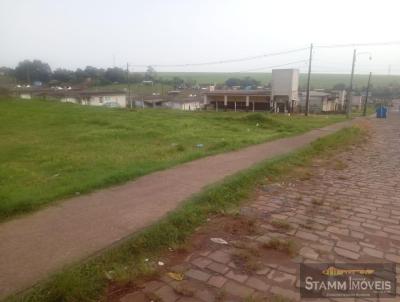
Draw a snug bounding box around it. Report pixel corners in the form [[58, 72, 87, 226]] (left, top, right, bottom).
[[363, 72, 372, 116], [347, 49, 357, 118], [126, 63, 132, 109], [26, 65, 31, 85], [305, 43, 313, 116]]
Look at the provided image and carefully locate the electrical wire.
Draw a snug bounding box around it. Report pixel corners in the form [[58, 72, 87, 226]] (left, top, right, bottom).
[[130, 47, 309, 68], [315, 41, 400, 48], [238, 60, 309, 72]]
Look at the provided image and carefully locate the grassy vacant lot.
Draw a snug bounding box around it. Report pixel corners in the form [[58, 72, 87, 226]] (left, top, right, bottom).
[[0, 98, 345, 220], [6, 125, 365, 302]]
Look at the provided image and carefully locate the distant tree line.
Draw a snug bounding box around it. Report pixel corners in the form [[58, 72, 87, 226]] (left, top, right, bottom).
[[224, 77, 261, 89], [332, 82, 400, 99], [0, 60, 198, 88], [1, 60, 399, 99]]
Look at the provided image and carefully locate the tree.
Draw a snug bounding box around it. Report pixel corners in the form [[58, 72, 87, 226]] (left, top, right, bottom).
[[225, 77, 260, 89], [172, 76, 184, 88], [104, 67, 126, 83], [0, 67, 15, 77], [52, 68, 74, 83], [145, 66, 157, 81], [73, 68, 89, 84], [225, 78, 242, 87], [15, 60, 52, 84], [241, 76, 260, 88], [333, 83, 346, 90]]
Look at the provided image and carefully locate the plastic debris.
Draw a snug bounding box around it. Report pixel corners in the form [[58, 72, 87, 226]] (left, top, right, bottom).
[[167, 272, 184, 281], [196, 143, 204, 148], [104, 270, 114, 280], [144, 258, 149, 262], [158, 261, 164, 266], [210, 237, 228, 245]]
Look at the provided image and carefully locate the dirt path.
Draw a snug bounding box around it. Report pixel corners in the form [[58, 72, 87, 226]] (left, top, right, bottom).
[[115, 114, 400, 302], [0, 119, 355, 299]]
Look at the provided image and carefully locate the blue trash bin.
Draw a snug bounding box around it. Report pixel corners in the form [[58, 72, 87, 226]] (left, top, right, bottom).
[[376, 106, 387, 118]]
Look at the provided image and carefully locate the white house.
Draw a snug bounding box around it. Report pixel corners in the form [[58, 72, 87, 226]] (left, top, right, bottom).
[[78, 91, 127, 107]]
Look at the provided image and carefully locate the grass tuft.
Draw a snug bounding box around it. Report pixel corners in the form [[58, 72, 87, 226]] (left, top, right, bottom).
[[262, 238, 298, 257], [270, 219, 292, 231]]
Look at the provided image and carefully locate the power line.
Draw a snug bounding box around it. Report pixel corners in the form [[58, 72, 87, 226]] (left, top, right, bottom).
[[130, 47, 309, 68], [315, 41, 400, 48], [237, 59, 309, 72]]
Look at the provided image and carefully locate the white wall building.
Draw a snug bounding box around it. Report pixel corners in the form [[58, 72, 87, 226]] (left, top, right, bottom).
[[165, 100, 201, 111], [62, 91, 127, 107]]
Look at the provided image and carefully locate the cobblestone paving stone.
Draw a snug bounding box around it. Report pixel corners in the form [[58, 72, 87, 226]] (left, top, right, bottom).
[[119, 115, 400, 302]]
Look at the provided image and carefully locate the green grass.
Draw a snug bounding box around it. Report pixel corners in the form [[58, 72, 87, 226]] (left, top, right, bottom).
[[0, 98, 346, 220], [5, 125, 365, 302]]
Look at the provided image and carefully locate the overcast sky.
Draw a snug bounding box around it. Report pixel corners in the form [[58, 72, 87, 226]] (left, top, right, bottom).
[[1, 0, 400, 74]]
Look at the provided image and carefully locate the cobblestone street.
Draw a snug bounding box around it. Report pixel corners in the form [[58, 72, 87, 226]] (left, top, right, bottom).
[[119, 114, 400, 302]]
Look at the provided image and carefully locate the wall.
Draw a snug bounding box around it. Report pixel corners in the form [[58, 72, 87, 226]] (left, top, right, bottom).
[[20, 93, 32, 99], [271, 69, 299, 101], [351, 95, 363, 108], [167, 101, 201, 111], [60, 97, 78, 104], [89, 95, 127, 107]]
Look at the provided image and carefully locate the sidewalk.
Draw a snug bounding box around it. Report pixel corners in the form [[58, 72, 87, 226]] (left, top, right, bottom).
[[0, 119, 354, 299]]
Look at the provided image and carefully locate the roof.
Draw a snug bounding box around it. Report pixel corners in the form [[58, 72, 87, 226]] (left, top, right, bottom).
[[300, 91, 331, 97], [168, 99, 201, 104], [78, 90, 126, 96], [19, 89, 126, 98], [204, 89, 271, 96]]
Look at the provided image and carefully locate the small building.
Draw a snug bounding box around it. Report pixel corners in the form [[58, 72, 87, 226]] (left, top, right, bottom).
[[299, 91, 339, 113], [203, 90, 271, 112], [202, 69, 299, 113], [331, 90, 347, 111], [134, 95, 166, 108], [13, 87, 128, 108], [77, 91, 127, 107], [12, 87, 51, 99], [351, 95, 363, 110]]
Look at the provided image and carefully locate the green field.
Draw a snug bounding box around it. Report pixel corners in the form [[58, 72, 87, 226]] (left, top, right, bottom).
[[0, 99, 347, 220], [155, 72, 400, 89], [93, 72, 400, 95]]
